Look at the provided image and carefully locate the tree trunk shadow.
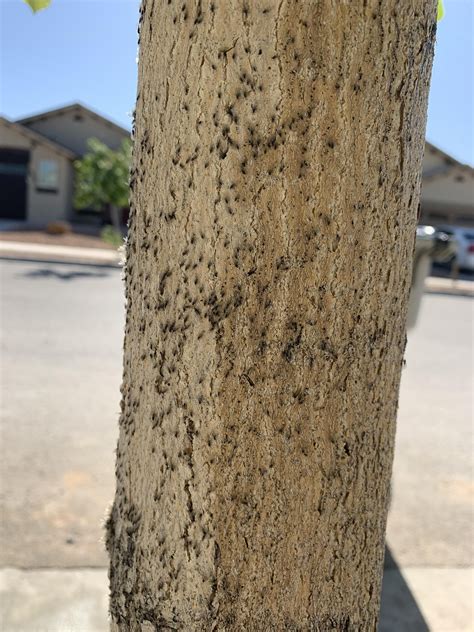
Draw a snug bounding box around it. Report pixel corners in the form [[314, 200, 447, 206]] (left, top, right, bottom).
[[379, 546, 429, 632]]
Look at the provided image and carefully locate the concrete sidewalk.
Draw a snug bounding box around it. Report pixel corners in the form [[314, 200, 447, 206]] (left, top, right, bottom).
[[0, 240, 121, 266], [1, 566, 472, 631]]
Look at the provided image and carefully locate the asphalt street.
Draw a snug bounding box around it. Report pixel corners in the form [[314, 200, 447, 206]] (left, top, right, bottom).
[[0, 258, 472, 629], [1, 260, 124, 568], [387, 289, 473, 568]]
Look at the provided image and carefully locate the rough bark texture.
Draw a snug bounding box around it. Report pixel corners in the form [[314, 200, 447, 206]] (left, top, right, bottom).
[[107, 1, 436, 629]]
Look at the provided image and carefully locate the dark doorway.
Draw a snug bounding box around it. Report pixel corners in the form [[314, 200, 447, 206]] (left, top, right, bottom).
[[0, 148, 30, 220]]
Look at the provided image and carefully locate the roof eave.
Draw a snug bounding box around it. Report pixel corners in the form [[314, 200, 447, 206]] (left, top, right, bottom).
[[16, 102, 131, 138], [0, 116, 77, 160]]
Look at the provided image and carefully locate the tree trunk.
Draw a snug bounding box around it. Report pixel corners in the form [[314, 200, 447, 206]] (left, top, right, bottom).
[[107, 1, 437, 629]]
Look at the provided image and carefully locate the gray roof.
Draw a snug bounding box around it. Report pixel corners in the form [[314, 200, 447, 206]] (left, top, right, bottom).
[[16, 102, 131, 138], [0, 115, 77, 160]]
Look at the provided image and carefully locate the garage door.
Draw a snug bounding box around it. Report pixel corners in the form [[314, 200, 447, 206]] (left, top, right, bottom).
[[0, 148, 29, 220]]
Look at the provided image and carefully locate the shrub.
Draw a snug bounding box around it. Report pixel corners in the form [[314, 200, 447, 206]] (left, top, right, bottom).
[[101, 225, 124, 248]]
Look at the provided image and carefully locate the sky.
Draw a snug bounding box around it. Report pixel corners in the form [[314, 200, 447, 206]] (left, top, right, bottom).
[[0, 0, 472, 165]]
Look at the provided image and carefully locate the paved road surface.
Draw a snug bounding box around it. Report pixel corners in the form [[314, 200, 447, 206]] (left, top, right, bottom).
[[1, 259, 472, 629], [1, 260, 123, 567], [388, 290, 473, 568]]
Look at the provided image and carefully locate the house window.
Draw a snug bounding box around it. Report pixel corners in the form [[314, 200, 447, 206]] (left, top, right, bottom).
[[37, 159, 59, 191]]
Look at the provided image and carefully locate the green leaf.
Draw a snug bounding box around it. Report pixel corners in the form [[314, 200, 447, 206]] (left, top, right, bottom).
[[74, 138, 132, 211], [437, 0, 445, 21], [23, 0, 51, 13]]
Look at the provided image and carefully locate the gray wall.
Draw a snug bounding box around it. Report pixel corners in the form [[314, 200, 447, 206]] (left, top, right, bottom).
[[0, 120, 73, 226]]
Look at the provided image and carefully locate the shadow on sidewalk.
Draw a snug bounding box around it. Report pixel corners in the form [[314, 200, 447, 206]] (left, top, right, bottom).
[[21, 266, 110, 281], [379, 546, 429, 632]]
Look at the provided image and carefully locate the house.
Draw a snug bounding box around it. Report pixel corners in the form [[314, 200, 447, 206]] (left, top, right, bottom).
[[420, 143, 474, 227], [0, 101, 472, 228], [0, 103, 130, 226]]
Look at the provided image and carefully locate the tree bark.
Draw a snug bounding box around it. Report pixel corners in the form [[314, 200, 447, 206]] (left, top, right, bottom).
[[107, 1, 437, 629]]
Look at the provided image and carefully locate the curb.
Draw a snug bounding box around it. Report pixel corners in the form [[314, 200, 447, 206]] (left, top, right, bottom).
[[0, 241, 122, 267], [1, 566, 472, 632], [424, 276, 474, 297], [1, 241, 473, 297]]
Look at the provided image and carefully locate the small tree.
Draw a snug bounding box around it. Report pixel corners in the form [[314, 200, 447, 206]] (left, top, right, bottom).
[[74, 138, 131, 233]]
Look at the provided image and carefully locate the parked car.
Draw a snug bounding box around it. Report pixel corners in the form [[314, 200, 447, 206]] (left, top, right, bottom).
[[406, 225, 457, 329], [436, 225, 474, 272]]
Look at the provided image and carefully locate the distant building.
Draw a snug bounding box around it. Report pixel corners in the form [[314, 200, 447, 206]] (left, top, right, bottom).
[[0, 103, 130, 226], [421, 143, 474, 227], [0, 102, 472, 228]]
